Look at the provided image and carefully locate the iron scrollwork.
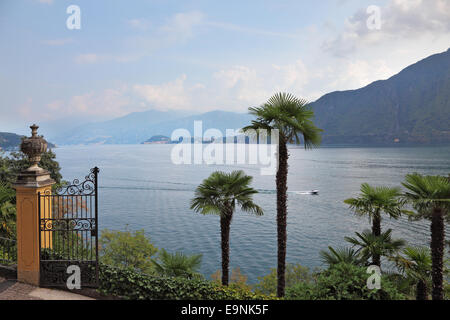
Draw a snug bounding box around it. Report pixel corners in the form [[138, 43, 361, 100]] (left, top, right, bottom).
[[40, 218, 96, 231], [55, 167, 99, 196]]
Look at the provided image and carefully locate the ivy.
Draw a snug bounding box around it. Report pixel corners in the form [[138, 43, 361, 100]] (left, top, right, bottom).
[[97, 263, 276, 300]]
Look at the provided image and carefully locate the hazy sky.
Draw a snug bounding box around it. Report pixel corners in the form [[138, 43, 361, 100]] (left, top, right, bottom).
[[1, 0, 449, 134]]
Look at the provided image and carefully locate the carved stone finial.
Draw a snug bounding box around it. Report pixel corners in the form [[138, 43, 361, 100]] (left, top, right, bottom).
[[20, 124, 48, 172]]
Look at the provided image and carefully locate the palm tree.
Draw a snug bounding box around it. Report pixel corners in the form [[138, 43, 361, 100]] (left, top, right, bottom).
[[153, 248, 203, 279], [402, 173, 450, 300], [243, 92, 322, 297], [344, 183, 403, 267], [191, 170, 263, 286], [345, 229, 405, 268], [391, 246, 431, 300], [320, 246, 366, 267]]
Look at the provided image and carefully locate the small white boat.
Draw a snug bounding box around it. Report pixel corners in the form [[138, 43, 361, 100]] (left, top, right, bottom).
[[294, 190, 319, 195]]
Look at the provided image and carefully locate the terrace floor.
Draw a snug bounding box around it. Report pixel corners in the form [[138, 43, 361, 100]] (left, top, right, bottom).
[[0, 276, 94, 300]]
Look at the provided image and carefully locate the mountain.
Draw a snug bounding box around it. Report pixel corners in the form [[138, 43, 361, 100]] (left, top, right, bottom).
[[0, 132, 23, 150], [0, 132, 56, 150], [55, 110, 254, 145], [310, 48, 450, 144], [55, 49, 450, 145], [53, 110, 186, 145]]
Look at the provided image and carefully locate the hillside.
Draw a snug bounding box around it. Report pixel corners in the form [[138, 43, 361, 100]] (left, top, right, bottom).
[[310, 48, 450, 144], [55, 110, 254, 145], [0, 132, 23, 150], [0, 132, 56, 150]]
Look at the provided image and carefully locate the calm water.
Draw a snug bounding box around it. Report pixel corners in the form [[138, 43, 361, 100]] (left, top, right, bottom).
[[53, 145, 450, 283]]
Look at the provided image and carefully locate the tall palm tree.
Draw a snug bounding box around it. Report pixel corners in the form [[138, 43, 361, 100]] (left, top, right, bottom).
[[243, 92, 322, 297], [320, 246, 366, 267], [391, 246, 431, 300], [191, 170, 263, 286], [153, 248, 203, 279], [344, 183, 403, 267], [402, 173, 450, 300], [345, 229, 405, 268]]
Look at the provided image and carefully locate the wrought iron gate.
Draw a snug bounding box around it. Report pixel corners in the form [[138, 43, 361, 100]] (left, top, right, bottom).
[[38, 167, 99, 287]]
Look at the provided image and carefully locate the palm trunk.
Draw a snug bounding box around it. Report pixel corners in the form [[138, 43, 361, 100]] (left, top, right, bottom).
[[276, 140, 288, 297], [220, 214, 231, 286], [372, 210, 381, 267], [431, 207, 444, 300], [416, 280, 428, 300]]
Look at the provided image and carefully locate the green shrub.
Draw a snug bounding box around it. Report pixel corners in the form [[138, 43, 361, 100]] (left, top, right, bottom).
[[98, 263, 275, 300], [99, 229, 158, 275], [255, 263, 312, 295], [286, 263, 405, 300]]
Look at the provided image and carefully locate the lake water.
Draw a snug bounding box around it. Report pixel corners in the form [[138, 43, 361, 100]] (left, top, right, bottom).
[[53, 145, 450, 283]]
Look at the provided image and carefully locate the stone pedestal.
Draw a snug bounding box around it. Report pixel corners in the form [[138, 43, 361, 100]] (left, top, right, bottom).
[[12, 124, 55, 286], [13, 169, 55, 286]]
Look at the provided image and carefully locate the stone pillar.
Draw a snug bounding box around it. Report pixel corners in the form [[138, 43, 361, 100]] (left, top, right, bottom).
[[13, 124, 55, 286]]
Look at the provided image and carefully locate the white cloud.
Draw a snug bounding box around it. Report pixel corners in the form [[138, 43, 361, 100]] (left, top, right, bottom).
[[40, 86, 137, 121], [323, 0, 450, 56], [159, 11, 204, 44], [127, 18, 151, 30], [133, 75, 191, 111], [36, 0, 53, 4]]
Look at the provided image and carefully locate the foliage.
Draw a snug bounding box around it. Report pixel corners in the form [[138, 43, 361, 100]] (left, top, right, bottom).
[[243, 92, 322, 298], [243, 92, 322, 147], [402, 173, 450, 300], [1, 150, 63, 186], [391, 247, 432, 282], [153, 248, 203, 279], [211, 267, 253, 291], [402, 173, 450, 222], [320, 246, 367, 267], [285, 263, 405, 300], [191, 170, 262, 286], [390, 246, 432, 299], [345, 229, 405, 266], [344, 183, 404, 222], [98, 263, 275, 300], [254, 263, 313, 296], [191, 170, 263, 217], [0, 236, 16, 264], [99, 228, 158, 274], [0, 182, 16, 238]]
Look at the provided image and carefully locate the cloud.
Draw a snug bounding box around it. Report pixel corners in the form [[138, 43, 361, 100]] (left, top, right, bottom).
[[66, 87, 133, 117], [36, 0, 53, 4], [133, 75, 191, 111], [126, 18, 151, 30], [159, 11, 204, 44], [323, 0, 450, 56], [40, 86, 138, 121], [130, 60, 311, 114]]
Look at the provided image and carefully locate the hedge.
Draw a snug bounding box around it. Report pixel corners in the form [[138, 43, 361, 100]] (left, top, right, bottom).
[[97, 263, 276, 300]]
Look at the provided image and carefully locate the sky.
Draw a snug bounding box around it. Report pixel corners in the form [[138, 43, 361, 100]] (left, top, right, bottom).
[[1, 0, 449, 134]]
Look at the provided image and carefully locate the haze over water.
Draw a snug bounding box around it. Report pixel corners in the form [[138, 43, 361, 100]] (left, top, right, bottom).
[[54, 145, 450, 283]]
